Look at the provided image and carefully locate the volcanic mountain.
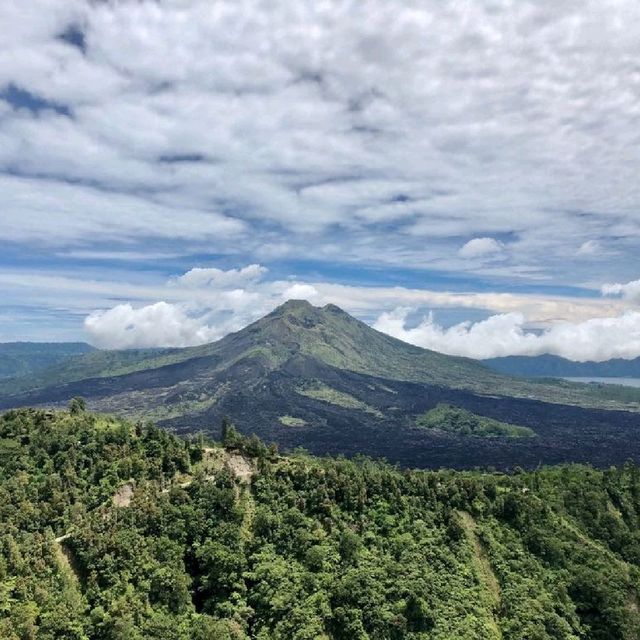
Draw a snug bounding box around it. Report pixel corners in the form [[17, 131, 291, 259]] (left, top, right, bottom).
[[2, 300, 640, 469]]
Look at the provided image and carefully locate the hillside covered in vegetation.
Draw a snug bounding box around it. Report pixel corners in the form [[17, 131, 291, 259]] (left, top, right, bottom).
[[416, 404, 536, 438], [0, 342, 95, 380], [2, 407, 640, 639]]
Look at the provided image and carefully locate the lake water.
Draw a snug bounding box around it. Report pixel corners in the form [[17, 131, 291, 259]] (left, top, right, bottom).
[[562, 377, 640, 388]]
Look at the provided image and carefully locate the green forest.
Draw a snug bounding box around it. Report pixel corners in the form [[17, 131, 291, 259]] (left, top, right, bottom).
[[2, 406, 640, 639]]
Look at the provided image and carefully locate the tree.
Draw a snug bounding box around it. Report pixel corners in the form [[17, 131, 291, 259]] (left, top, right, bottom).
[[221, 418, 242, 449], [68, 397, 86, 415], [221, 417, 231, 444], [339, 529, 361, 563]]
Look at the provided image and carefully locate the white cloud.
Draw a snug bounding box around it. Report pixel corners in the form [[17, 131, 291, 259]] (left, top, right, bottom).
[[85, 302, 221, 349], [281, 283, 320, 301], [85, 280, 640, 360], [309, 281, 628, 324], [458, 237, 503, 259], [171, 264, 267, 289], [374, 308, 640, 362], [5, 0, 640, 347], [602, 278, 640, 303]]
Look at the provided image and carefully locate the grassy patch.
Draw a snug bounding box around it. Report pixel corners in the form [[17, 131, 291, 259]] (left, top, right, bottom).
[[279, 415, 307, 427], [296, 380, 383, 417], [457, 511, 501, 601], [417, 404, 535, 438]]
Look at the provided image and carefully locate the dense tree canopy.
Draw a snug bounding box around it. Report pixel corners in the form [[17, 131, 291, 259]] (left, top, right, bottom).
[[1, 408, 640, 639]]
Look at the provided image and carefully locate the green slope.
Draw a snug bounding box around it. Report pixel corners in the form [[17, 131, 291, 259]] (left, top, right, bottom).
[[0, 342, 95, 379], [2, 408, 640, 639]]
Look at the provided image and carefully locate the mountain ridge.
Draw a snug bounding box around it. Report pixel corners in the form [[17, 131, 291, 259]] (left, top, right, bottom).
[[485, 353, 640, 378], [0, 341, 95, 380]]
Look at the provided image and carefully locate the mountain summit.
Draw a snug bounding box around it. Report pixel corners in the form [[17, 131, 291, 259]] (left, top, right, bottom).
[[2, 300, 640, 469]]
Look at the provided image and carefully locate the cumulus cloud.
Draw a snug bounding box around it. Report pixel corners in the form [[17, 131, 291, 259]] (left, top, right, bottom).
[[458, 237, 503, 259], [602, 278, 640, 303], [84, 296, 268, 350], [374, 309, 640, 362], [281, 283, 320, 301], [85, 302, 221, 349]]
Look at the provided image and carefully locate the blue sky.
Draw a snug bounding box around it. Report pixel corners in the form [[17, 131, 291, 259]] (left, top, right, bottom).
[[2, 0, 640, 360]]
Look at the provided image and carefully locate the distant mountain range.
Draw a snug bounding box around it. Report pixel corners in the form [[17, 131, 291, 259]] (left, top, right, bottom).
[[484, 354, 640, 378], [2, 300, 640, 469], [0, 341, 95, 379]]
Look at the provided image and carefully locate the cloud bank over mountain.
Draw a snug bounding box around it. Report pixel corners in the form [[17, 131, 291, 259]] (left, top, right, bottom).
[[81, 265, 640, 361], [374, 309, 640, 362]]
